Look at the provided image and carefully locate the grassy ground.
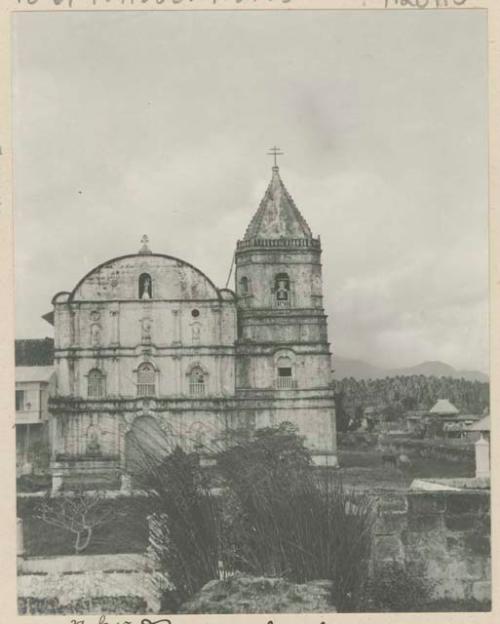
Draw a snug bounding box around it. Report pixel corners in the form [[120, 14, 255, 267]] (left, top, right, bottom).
[[336, 448, 475, 493], [18, 448, 475, 556]]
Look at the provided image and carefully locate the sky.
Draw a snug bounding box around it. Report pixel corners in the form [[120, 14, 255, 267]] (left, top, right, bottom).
[[13, 9, 488, 373]]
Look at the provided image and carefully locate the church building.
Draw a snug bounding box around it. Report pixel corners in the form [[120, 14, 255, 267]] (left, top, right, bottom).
[[45, 163, 338, 490]]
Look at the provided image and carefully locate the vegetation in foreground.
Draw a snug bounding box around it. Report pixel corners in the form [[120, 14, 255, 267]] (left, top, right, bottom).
[[135, 422, 451, 613]]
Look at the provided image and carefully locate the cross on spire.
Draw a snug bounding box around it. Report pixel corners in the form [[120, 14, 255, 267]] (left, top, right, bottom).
[[267, 145, 284, 169]]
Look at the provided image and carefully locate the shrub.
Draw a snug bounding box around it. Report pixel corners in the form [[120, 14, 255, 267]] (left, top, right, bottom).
[[35, 488, 121, 553], [359, 560, 434, 612], [140, 423, 375, 613], [217, 423, 375, 611]]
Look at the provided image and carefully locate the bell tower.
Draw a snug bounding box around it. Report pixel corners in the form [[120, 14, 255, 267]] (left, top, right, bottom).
[[234, 157, 337, 466]]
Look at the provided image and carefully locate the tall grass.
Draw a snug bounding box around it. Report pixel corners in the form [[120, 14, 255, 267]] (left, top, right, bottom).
[[132, 422, 375, 612], [216, 426, 375, 611]]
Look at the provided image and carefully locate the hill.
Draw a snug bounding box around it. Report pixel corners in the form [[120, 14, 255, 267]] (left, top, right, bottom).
[[333, 357, 488, 383]]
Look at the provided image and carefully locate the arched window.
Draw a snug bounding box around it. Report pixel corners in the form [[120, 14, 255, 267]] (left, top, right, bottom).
[[137, 362, 156, 397], [239, 276, 249, 296], [276, 355, 295, 389], [189, 366, 206, 396], [274, 273, 290, 308], [88, 369, 105, 398], [138, 273, 153, 299]]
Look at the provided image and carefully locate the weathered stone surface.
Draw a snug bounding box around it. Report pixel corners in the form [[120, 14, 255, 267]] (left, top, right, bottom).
[[464, 559, 484, 580], [179, 574, 336, 614], [408, 493, 446, 515], [373, 535, 404, 562], [437, 579, 471, 601], [472, 581, 491, 602], [371, 489, 492, 605], [464, 533, 490, 556], [408, 513, 443, 533], [374, 511, 407, 535], [377, 493, 407, 513], [445, 513, 476, 531], [445, 492, 489, 515], [481, 558, 491, 580]]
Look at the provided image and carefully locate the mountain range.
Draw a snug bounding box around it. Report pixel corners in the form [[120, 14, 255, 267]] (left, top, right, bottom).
[[332, 357, 489, 383]]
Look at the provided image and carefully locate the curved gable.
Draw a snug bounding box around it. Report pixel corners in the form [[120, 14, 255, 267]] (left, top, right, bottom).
[[70, 254, 221, 302]]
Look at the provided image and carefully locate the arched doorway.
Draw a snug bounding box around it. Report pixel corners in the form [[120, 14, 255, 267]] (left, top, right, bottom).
[[125, 415, 171, 478]]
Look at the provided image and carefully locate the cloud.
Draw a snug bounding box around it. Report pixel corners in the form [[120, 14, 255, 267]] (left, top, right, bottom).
[[12, 10, 488, 372]]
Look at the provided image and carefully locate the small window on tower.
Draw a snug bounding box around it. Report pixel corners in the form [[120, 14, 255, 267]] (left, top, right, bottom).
[[274, 273, 290, 308], [239, 276, 249, 296], [276, 355, 295, 389], [139, 273, 153, 299]]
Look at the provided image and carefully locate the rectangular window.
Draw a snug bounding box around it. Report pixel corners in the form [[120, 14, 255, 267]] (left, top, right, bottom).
[[137, 383, 156, 397], [15, 390, 25, 411], [276, 368, 296, 389], [190, 381, 205, 396]]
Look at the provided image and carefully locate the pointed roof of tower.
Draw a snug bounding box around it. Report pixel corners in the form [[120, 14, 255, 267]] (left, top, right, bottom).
[[244, 167, 313, 240]]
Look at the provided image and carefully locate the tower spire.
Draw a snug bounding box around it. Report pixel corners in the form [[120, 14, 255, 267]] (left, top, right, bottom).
[[242, 157, 312, 241]]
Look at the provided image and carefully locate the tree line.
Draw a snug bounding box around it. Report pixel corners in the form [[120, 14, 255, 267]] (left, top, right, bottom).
[[334, 375, 489, 432]]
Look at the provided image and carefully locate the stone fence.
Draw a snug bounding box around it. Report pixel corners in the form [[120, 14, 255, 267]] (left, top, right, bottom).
[[373, 488, 490, 603], [17, 553, 169, 614]]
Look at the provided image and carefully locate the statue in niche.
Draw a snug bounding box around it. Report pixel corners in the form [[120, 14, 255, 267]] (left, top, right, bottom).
[[86, 425, 101, 456], [276, 279, 290, 307], [141, 317, 153, 342], [90, 310, 100, 322], [90, 323, 101, 347], [139, 273, 153, 299], [191, 322, 201, 345]]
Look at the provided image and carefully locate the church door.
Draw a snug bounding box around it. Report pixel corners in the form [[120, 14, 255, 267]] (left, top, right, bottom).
[[125, 415, 170, 478]]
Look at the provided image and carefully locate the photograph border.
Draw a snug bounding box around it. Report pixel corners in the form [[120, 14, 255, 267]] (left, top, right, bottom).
[[0, 1, 498, 622]]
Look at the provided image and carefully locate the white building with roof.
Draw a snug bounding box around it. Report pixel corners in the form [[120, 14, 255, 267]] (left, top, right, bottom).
[[15, 366, 56, 475], [429, 399, 459, 417]]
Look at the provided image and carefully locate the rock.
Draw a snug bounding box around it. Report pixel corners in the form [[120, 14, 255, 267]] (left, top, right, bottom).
[[179, 573, 336, 613]]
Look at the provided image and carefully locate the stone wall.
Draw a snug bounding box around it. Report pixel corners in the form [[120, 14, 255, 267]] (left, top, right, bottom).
[[373, 489, 490, 603], [18, 553, 168, 614]]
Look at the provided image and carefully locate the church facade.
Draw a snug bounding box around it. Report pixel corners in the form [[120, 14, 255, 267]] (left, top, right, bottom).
[[46, 165, 337, 490]]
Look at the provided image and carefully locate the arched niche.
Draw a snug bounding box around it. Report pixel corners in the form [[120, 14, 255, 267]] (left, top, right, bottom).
[[124, 415, 171, 477], [138, 272, 153, 299]]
